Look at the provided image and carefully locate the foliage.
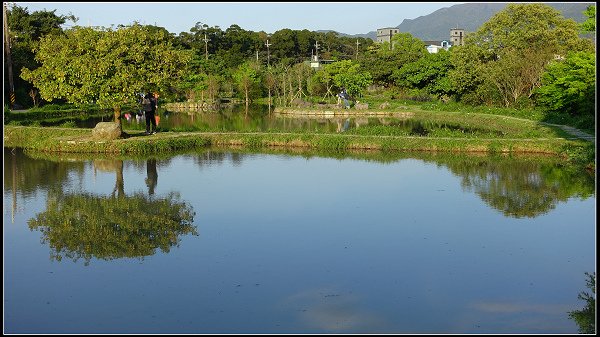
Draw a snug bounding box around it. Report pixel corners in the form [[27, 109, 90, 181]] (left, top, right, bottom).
[[360, 32, 427, 86], [568, 272, 596, 334], [20, 24, 192, 122], [232, 61, 262, 106], [534, 51, 596, 118], [5, 3, 77, 107], [580, 5, 596, 33], [448, 3, 594, 107], [321, 60, 372, 98], [392, 49, 453, 97], [28, 191, 197, 264]]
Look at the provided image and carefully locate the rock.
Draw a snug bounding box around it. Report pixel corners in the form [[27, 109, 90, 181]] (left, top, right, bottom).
[[379, 102, 391, 109], [291, 98, 312, 108], [355, 102, 369, 110], [91, 122, 122, 140]]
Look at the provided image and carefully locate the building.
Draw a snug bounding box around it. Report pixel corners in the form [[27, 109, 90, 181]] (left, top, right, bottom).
[[423, 40, 451, 53], [307, 55, 335, 69], [376, 27, 399, 43], [450, 28, 465, 46]]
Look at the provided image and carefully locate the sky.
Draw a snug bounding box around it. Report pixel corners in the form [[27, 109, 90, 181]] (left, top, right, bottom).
[[14, 2, 463, 35]]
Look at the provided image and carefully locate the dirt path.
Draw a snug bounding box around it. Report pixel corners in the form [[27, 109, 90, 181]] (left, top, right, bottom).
[[540, 122, 595, 142]]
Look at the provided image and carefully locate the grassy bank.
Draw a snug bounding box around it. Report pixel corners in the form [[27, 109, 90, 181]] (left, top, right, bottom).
[[4, 125, 594, 169]]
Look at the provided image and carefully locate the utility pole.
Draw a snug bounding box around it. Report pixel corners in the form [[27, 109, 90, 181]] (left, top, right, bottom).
[[3, 3, 15, 108], [355, 39, 360, 60], [203, 33, 210, 60], [265, 39, 271, 66]]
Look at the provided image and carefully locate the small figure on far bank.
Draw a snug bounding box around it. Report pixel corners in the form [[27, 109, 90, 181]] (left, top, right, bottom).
[[142, 92, 158, 135], [338, 87, 351, 109]]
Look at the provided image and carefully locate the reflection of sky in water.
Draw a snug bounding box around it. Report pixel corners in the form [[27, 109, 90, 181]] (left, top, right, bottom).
[[3, 150, 596, 334]]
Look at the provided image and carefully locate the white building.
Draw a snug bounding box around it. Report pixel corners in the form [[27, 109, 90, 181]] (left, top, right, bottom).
[[424, 40, 451, 53]]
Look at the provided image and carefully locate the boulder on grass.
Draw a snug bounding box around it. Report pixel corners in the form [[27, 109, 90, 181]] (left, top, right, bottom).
[[354, 101, 369, 110], [91, 122, 122, 140]]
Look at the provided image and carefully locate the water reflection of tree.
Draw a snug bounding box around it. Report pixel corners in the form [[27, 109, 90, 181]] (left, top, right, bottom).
[[4, 148, 85, 198], [186, 149, 594, 220], [22, 153, 197, 265], [568, 272, 596, 334], [28, 191, 197, 265], [443, 157, 595, 218]]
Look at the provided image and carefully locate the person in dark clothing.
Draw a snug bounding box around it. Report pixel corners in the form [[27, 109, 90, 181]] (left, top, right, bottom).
[[338, 87, 350, 109], [142, 92, 157, 135]]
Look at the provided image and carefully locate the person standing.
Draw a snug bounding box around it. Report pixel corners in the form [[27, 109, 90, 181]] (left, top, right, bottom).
[[142, 92, 157, 135]]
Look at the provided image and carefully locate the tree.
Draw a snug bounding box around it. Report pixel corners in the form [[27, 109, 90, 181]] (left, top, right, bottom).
[[568, 272, 596, 334], [232, 61, 261, 109], [534, 51, 596, 118], [322, 60, 372, 98], [448, 3, 594, 106], [217, 24, 261, 68], [392, 49, 453, 97], [580, 5, 595, 33], [482, 46, 553, 107], [5, 3, 77, 107], [20, 24, 191, 129], [360, 32, 426, 86]]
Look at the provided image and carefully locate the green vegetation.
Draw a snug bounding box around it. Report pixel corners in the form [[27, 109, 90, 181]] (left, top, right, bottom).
[[19, 24, 191, 126], [4, 123, 593, 170], [568, 272, 596, 334], [3, 3, 595, 169], [29, 190, 197, 264], [13, 146, 595, 221]]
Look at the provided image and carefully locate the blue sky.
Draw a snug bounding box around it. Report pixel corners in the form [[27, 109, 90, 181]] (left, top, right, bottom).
[[14, 2, 462, 35]]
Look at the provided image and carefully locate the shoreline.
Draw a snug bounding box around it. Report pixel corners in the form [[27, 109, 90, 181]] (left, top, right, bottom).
[[3, 125, 590, 158]]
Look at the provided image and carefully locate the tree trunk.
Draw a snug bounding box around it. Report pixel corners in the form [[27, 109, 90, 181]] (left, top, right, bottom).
[[268, 87, 272, 114], [245, 86, 249, 113], [113, 106, 122, 132]]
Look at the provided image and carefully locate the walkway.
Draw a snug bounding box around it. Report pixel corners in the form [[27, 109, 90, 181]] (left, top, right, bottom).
[[540, 122, 596, 143]]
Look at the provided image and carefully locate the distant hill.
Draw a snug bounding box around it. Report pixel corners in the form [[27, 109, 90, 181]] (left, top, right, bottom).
[[331, 2, 593, 41]]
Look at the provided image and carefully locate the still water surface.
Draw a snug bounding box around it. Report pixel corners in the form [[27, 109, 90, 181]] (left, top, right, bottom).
[[44, 105, 467, 136], [3, 147, 595, 334]]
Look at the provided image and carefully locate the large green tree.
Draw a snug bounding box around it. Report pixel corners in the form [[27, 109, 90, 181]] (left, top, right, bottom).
[[5, 3, 77, 107], [535, 51, 596, 118], [21, 24, 191, 127], [392, 49, 453, 98], [232, 61, 262, 109], [321, 60, 372, 98], [449, 3, 594, 106], [580, 5, 596, 33], [360, 32, 426, 86]]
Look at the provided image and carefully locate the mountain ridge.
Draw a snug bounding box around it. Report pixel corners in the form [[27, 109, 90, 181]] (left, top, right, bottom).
[[318, 2, 593, 41]]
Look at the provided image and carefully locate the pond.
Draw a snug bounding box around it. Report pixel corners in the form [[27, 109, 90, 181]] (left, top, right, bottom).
[[37, 104, 500, 137], [3, 147, 596, 334]]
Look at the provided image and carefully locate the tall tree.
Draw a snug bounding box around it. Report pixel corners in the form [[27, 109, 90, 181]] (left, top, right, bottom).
[[232, 61, 261, 109], [534, 51, 596, 118], [21, 24, 191, 129], [322, 60, 372, 98], [5, 3, 77, 107], [361, 32, 426, 86], [449, 3, 594, 106], [580, 5, 596, 33], [392, 49, 453, 98]]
